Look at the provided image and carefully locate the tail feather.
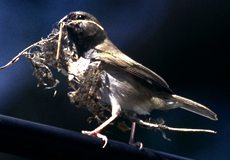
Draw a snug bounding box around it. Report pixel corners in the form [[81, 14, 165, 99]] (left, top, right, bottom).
[[172, 94, 218, 120]]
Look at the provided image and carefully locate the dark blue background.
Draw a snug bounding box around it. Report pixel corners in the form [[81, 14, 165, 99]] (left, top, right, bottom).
[[0, 1, 229, 159]]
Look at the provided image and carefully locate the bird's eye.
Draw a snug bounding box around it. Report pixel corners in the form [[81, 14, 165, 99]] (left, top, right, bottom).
[[68, 13, 85, 20], [77, 15, 85, 20]]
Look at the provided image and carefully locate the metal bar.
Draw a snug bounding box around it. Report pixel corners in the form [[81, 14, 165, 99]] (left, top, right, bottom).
[[0, 114, 192, 160]]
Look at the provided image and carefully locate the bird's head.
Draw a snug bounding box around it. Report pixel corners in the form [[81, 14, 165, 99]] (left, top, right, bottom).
[[59, 11, 107, 53]]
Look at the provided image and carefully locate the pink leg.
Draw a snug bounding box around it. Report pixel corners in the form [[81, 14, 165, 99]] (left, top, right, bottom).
[[82, 114, 118, 148], [129, 121, 136, 144], [82, 94, 121, 148], [129, 117, 143, 149]]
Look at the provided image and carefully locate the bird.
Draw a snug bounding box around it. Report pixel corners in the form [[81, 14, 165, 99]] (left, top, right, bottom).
[[58, 11, 217, 148]]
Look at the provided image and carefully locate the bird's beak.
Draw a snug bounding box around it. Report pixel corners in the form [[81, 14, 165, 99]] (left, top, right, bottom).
[[58, 15, 68, 26]]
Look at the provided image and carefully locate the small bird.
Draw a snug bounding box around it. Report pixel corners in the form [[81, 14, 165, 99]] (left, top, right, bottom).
[[59, 11, 217, 147]]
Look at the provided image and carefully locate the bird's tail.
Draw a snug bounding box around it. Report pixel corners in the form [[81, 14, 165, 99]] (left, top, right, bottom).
[[171, 94, 218, 120]]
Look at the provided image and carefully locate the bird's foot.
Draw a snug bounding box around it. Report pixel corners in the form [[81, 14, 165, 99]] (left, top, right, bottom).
[[82, 130, 108, 148], [129, 141, 143, 150]]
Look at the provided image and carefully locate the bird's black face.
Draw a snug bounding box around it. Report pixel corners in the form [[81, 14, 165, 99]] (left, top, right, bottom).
[[59, 11, 107, 53]]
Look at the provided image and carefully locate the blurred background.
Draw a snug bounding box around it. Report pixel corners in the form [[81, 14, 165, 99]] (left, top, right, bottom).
[[0, 1, 229, 159]]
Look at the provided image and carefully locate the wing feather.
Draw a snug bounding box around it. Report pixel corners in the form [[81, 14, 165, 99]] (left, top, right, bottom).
[[92, 40, 173, 93]]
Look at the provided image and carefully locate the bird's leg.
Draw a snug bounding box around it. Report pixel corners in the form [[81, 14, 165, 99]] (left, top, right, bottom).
[[128, 113, 143, 149], [82, 114, 118, 148], [82, 94, 120, 148]]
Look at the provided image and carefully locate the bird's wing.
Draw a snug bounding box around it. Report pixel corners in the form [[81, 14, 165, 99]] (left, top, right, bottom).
[[93, 49, 173, 94]]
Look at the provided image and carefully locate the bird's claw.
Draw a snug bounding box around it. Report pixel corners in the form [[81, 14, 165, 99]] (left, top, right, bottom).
[[82, 130, 108, 148], [129, 141, 143, 150]]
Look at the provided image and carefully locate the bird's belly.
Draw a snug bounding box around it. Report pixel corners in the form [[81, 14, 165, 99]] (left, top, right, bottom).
[[99, 64, 166, 115]]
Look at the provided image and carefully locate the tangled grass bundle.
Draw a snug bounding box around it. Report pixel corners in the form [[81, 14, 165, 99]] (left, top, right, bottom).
[[1, 24, 77, 91]]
